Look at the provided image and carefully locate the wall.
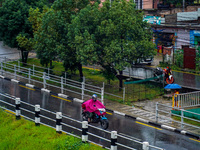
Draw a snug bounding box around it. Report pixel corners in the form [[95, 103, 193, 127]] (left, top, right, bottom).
[[142, 0, 153, 9], [176, 29, 190, 49]]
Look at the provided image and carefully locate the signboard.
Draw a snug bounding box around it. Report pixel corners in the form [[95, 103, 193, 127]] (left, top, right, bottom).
[[143, 15, 161, 25]]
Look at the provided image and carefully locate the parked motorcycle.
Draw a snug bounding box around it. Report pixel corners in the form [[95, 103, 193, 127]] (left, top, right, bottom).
[[154, 67, 175, 84], [82, 107, 109, 130]]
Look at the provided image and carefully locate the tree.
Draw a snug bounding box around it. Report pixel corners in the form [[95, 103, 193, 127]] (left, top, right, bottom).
[[0, 0, 48, 63], [31, 0, 90, 77], [52, 0, 89, 77], [72, 0, 155, 88]]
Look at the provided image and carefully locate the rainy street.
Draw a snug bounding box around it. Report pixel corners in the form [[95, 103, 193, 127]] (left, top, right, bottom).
[[0, 42, 200, 149], [0, 78, 200, 150]]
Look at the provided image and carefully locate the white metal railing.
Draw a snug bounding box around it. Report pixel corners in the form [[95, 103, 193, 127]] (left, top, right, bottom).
[[175, 91, 200, 108], [0, 61, 104, 103], [0, 92, 164, 150], [156, 102, 200, 132], [16, 60, 126, 102]]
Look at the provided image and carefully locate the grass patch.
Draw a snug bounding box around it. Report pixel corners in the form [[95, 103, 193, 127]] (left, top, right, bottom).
[[172, 115, 200, 127], [0, 109, 104, 150]]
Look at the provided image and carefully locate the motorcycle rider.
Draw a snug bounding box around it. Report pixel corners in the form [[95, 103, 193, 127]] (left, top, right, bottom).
[[82, 94, 105, 123], [164, 66, 172, 79]]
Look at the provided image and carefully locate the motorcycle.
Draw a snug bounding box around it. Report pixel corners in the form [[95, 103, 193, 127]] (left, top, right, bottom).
[[153, 67, 175, 84], [82, 107, 109, 130]]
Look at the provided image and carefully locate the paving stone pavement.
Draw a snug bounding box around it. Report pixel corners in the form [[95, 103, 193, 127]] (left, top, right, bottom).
[[104, 98, 173, 124], [104, 97, 200, 137]]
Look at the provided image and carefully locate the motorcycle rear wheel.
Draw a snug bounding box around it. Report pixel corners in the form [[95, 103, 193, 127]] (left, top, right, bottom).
[[166, 77, 175, 84], [82, 112, 88, 121], [100, 119, 109, 130]]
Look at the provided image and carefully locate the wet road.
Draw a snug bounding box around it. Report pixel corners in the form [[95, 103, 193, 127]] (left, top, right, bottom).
[[0, 41, 20, 61], [0, 78, 199, 150]]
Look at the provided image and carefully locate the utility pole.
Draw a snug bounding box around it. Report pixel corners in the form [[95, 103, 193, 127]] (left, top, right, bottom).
[[183, 0, 185, 12]]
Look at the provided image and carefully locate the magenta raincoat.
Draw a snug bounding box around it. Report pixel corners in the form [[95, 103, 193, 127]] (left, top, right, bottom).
[[82, 99, 106, 116]]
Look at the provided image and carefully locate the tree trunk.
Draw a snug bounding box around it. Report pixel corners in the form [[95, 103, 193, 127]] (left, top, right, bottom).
[[21, 50, 29, 64], [78, 63, 83, 80], [50, 60, 52, 68], [24, 51, 29, 64], [108, 79, 110, 84], [21, 50, 25, 64], [118, 70, 123, 91]]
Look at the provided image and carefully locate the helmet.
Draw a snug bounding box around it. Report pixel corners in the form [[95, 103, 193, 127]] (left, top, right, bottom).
[[92, 94, 97, 102]]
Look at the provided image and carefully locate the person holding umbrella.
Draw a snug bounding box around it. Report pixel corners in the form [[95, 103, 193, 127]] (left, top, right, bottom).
[[172, 89, 180, 109], [164, 84, 181, 109]]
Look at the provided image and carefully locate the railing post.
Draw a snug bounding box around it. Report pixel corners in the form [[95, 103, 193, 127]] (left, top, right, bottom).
[[56, 112, 62, 133], [81, 77, 85, 100], [101, 82, 104, 105], [48, 67, 50, 77], [181, 109, 184, 129], [18, 61, 20, 72], [142, 142, 149, 150], [28, 68, 31, 84], [156, 102, 158, 122], [14, 64, 16, 80], [61, 77, 63, 94], [111, 131, 117, 150], [65, 72, 67, 84], [123, 87, 125, 103], [43, 72, 46, 89], [1, 62, 3, 75], [15, 98, 21, 120], [82, 121, 88, 143], [35, 105, 40, 126], [33, 64, 35, 76]]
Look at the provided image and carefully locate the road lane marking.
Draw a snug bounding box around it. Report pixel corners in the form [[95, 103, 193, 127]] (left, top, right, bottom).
[[106, 112, 112, 115], [19, 85, 35, 91], [189, 138, 200, 143], [136, 121, 162, 130], [51, 95, 71, 102]]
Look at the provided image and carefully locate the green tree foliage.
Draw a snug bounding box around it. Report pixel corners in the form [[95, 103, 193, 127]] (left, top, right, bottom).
[[71, 0, 155, 88], [0, 0, 48, 63], [31, 0, 89, 77]]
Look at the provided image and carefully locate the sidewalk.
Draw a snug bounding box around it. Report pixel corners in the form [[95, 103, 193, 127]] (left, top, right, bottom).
[[104, 92, 200, 139], [102, 54, 200, 139]]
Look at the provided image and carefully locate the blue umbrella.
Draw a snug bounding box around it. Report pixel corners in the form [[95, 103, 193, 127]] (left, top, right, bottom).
[[164, 84, 182, 89]]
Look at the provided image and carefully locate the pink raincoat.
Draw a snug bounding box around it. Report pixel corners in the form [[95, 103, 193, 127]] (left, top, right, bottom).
[[82, 99, 106, 116]]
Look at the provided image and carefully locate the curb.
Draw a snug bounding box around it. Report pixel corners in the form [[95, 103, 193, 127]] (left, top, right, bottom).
[[107, 109, 200, 140], [1, 76, 199, 140]]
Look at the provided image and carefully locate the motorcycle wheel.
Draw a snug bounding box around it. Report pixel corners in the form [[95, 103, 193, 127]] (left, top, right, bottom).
[[166, 77, 175, 84], [82, 113, 88, 121], [100, 119, 109, 130], [154, 74, 159, 81]]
